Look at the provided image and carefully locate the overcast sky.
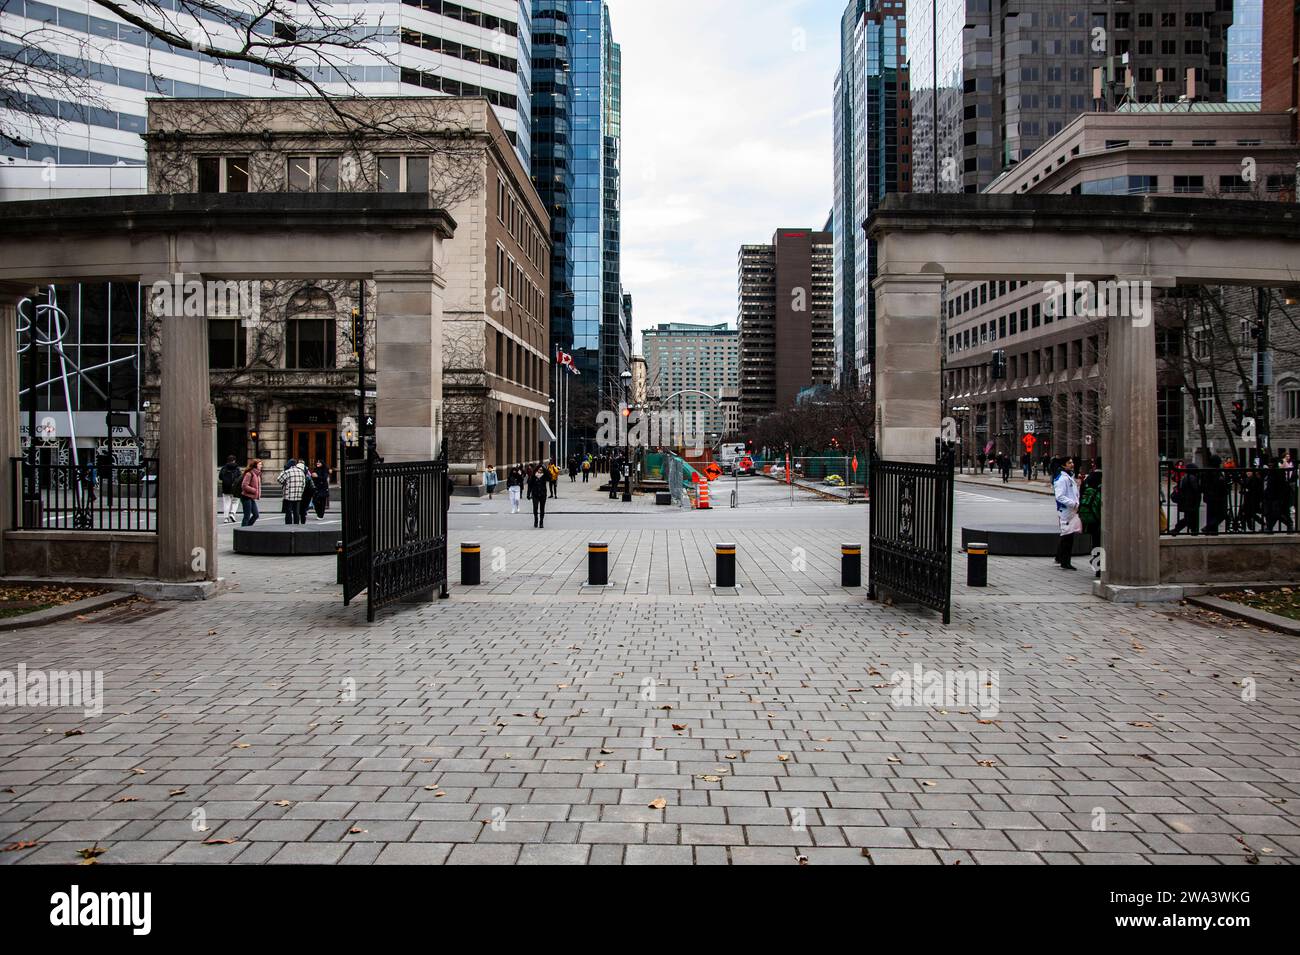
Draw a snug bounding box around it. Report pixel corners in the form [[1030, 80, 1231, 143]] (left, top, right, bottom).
[[605, 0, 838, 353]]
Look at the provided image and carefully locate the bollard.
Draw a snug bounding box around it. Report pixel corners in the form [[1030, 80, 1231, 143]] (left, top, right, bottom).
[[461, 541, 481, 586], [588, 541, 609, 586], [841, 542, 862, 587], [967, 541, 988, 587], [715, 542, 736, 588], [336, 540, 344, 585]]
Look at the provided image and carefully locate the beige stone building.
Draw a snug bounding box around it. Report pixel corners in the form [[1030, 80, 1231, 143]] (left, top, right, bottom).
[[141, 97, 550, 487]]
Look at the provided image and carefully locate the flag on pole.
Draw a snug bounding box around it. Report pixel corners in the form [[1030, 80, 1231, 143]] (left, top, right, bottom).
[[555, 349, 581, 375]]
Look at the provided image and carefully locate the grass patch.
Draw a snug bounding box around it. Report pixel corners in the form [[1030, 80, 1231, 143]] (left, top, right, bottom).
[[1218, 587, 1300, 622]]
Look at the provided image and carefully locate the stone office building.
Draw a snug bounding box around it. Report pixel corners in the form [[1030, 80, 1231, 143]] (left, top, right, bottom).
[[941, 105, 1300, 467], [140, 97, 551, 485]]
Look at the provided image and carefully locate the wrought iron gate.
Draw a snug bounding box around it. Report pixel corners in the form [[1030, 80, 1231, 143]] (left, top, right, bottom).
[[341, 439, 450, 622], [868, 443, 955, 624]]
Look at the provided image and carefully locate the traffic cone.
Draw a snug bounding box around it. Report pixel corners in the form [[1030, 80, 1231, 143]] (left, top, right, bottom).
[[698, 481, 710, 509]]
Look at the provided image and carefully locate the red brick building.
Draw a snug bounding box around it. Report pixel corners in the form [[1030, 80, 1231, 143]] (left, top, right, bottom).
[[1262, 0, 1300, 142]]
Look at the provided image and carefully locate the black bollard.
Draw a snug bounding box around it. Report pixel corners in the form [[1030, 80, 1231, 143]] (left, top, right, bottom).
[[841, 542, 862, 587], [715, 542, 736, 588], [461, 541, 481, 586], [336, 540, 344, 585], [967, 542, 988, 587], [588, 541, 608, 586]]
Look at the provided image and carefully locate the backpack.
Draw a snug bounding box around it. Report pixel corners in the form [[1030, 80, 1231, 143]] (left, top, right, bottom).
[[1079, 486, 1100, 526]]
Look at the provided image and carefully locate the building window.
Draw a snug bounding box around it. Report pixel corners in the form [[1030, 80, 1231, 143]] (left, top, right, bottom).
[[378, 156, 401, 192], [208, 320, 246, 369], [197, 156, 249, 193], [1173, 175, 1204, 194], [287, 156, 340, 192], [1286, 387, 1300, 420], [286, 318, 336, 369], [1197, 386, 1215, 425]]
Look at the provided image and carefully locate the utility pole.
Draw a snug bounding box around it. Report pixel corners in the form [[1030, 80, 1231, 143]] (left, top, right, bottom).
[[355, 280, 369, 458], [1255, 287, 1271, 459]]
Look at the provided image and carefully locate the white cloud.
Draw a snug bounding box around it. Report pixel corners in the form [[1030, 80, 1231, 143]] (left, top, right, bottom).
[[606, 0, 837, 350]]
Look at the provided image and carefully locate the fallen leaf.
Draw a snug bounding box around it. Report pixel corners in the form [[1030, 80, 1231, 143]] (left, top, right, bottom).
[[76, 845, 106, 860], [1, 840, 41, 852], [232, 743, 251, 749], [671, 723, 687, 731], [114, 796, 138, 803], [593, 761, 606, 770], [776, 754, 790, 762], [348, 827, 366, 835], [203, 838, 236, 845], [696, 774, 723, 783], [273, 800, 292, 807], [63, 729, 84, 738], [648, 797, 667, 810], [168, 789, 186, 797]]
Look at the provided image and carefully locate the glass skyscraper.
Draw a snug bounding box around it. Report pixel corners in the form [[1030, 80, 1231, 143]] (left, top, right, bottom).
[[1227, 0, 1262, 102], [833, 0, 908, 389], [531, 1, 623, 448]]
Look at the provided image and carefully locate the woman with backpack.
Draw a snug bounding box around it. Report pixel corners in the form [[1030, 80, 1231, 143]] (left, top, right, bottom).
[[527, 462, 548, 528], [239, 459, 263, 527]]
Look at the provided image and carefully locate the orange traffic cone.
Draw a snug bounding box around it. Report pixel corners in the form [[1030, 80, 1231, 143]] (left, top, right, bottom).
[[698, 481, 710, 509]]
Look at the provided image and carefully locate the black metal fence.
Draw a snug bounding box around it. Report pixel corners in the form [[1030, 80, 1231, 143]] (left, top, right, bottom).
[[341, 440, 449, 622], [1161, 464, 1298, 535], [9, 457, 159, 532], [868, 445, 956, 624]]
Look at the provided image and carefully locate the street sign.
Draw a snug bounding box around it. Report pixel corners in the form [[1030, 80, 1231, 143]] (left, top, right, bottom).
[[851, 455, 858, 473], [1023, 420, 1036, 434], [353, 389, 378, 399], [1021, 433, 1037, 453]]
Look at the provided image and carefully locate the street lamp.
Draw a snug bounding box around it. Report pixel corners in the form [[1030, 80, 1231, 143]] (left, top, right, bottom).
[[620, 369, 633, 502]]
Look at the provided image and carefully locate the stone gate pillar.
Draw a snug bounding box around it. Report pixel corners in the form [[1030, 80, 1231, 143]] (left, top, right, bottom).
[[148, 273, 217, 582], [374, 272, 445, 462], [873, 273, 945, 462], [0, 294, 21, 577], [1099, 276, 1165, 595]]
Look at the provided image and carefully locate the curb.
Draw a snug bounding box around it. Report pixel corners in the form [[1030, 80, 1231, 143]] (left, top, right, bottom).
[[0, 591, 134, 632], [955, 476, 1054, 497], [1186, 595, 1300, 636]]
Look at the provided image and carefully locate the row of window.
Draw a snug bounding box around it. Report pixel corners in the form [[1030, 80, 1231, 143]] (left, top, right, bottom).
[[497, 175, 545, 271], [492, 329, 543, 391], [195, 154, 437, 195], [495, 244, 544, 321], [399, 66, 518, 112], [399, 27, 517, 75], [399, 0, 520, 38], [208, 318, 333, 370]]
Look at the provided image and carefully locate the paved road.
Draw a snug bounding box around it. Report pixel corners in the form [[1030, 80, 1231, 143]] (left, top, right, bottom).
[[1, 477, 1295, 865]]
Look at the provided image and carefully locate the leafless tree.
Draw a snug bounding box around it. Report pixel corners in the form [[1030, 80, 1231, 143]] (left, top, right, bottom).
[[3, 0, 395, 149]]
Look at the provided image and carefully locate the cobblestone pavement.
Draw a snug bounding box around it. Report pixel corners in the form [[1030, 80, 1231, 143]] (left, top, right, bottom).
[[1, 489, 1297, 865]]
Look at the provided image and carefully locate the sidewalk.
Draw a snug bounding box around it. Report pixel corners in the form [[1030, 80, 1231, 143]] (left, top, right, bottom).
[[955, 472, 1054, 496]]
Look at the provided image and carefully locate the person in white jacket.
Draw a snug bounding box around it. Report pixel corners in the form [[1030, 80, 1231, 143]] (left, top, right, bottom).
[[1052, 456, 1081, 569]]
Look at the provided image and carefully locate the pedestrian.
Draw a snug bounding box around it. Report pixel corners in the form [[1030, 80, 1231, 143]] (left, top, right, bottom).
[[568, 456, 579, 482], [527, 462, 548, 528], [1052, 456, 1081, 570], [277, 458, 308, 525], [239, 459, 263, 527], [298, 463, 315, 523], [484, 464, 499, 500], [547, 460, 560, 498], [218, 454, 242, 523], [1265, 460, 1296, 532], [507, 463, 524, 514], [1079, 469, 1102, 575], [1170, 464, 1201, 536], [608, 453, 620, 499], [1240, 468, 1264, 531], [312, 459, 330, 519], [1200, 456, 1226, 535], [582, 456, 591, 482]]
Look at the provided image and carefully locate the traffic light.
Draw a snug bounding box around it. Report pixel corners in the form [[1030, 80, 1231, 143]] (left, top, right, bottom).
[[1231, 400, 1244, 436]]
